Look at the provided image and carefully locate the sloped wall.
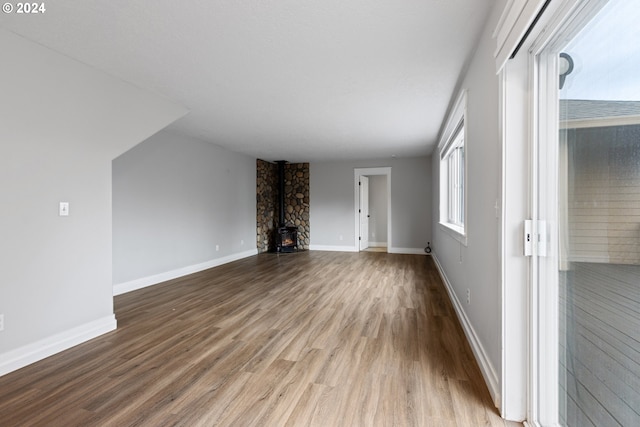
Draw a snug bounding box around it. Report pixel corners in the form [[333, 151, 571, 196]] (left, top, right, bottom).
[[0, 30, 186, 375]]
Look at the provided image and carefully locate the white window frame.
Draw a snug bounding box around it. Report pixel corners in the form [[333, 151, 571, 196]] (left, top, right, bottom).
[[446, 126, 465, 226], [439, 90, 468, 245]]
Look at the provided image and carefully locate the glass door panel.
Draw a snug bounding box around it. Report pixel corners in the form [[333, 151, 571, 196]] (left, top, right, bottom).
[[556, 1, 640, 425]]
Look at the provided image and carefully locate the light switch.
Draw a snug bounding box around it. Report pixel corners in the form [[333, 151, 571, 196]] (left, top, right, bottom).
[[59, 202, 69, 216]]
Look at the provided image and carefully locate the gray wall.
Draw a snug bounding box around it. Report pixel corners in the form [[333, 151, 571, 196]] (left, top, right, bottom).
[[368, 175, 388, 245], [431, 2, 502, 395], [0, 30, 186, 364], [310, 157, 431, 251], [113, 130, 257, 285]]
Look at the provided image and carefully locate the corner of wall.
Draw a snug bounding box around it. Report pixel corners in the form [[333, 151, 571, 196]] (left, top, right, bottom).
[[0, 315, 116, 377]]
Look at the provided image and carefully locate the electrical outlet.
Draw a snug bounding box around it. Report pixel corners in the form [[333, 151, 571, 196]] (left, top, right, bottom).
[[240, 239, 244, 245], [0, 314, 4, 331], [466, 289, 471, 305], [215, 245, 220, 251]]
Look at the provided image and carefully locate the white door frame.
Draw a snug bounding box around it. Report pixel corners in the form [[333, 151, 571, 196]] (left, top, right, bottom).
[[500, 53, 531, 422], [359, 176, 370, 250], [354, 167, 391, 252]]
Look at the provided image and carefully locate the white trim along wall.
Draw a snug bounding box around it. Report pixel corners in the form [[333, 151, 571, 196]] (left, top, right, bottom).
[[113, 249, 258, 296], [432, 254, 500, 400], [0, 316, 117, 377]]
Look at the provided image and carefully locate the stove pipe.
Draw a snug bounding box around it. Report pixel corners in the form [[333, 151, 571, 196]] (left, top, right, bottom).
[[276, 161, 287, 227]]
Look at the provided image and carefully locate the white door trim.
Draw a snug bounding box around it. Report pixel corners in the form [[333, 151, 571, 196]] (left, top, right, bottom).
[[500, 53, 531, 422], [354, 167, 391, 252], [359, 176, 370, 250]]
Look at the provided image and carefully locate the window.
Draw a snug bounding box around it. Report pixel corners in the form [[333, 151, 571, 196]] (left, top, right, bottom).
[[439, 91, 467, 242], [446, 125, 465, 226]]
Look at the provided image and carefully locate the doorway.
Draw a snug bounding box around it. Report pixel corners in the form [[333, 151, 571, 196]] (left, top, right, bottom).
[[354, 167, 391, 253]]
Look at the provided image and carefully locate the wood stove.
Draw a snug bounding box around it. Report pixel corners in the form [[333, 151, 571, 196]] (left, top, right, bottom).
[[276, 226, 298, 253]]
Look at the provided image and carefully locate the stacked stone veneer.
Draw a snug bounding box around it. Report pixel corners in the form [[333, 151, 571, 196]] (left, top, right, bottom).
[[256, 160, 310, 253], [282, 162, 310, 250], [256, 159, 278, 253]]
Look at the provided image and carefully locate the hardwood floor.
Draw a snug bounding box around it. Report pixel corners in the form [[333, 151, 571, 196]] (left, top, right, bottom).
[[0, 251, 521, 426]]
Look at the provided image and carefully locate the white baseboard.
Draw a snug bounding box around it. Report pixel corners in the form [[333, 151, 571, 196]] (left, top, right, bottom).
[[309, 245, 429, 255], [309, 245, 358, 252], [388, 247, 429, 255], [0, 315, 117, 378], [431, 253, 501, 408], [113, 249, 258, 296]]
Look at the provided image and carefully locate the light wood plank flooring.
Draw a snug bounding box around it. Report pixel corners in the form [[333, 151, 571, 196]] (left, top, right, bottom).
[[0, 251, 521, 426]]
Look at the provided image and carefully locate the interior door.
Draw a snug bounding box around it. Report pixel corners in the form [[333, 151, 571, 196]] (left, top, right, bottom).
[[535, 1, 640, 425], [359, 176, 369, 251]]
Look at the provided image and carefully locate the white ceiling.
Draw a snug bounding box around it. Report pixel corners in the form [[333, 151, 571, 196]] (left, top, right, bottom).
[[1, 0, 493, 162]]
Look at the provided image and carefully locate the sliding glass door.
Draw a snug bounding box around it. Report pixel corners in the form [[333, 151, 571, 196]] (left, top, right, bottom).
[[536, 1, 640, 425]]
